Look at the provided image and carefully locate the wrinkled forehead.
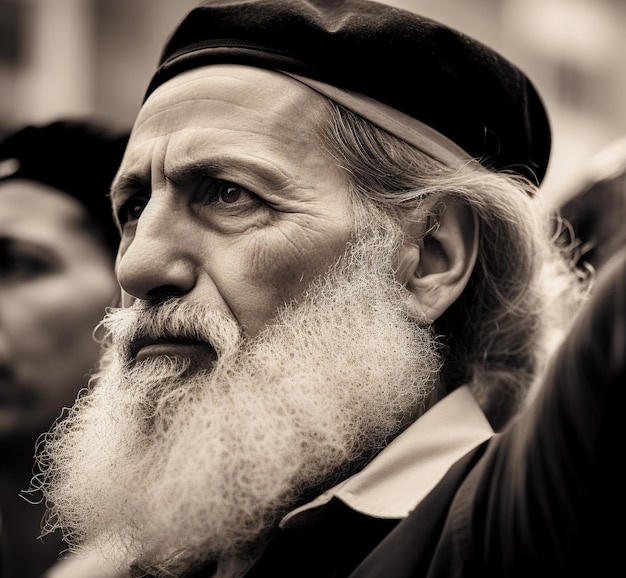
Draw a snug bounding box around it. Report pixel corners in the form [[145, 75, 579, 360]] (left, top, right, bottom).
[[131, 63, 471, 170], [116, 64, 340, 198], [131, 64, 329, 140]]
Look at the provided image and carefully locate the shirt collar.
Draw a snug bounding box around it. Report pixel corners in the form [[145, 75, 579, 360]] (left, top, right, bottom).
[[281, 386, 493, 527]]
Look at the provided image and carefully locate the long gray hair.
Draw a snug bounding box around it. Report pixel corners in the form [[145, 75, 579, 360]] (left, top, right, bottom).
[[318, 102, 588, 430]]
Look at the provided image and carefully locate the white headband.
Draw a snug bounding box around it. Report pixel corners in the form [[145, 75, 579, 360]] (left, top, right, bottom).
[[281, 71, 475, 170]]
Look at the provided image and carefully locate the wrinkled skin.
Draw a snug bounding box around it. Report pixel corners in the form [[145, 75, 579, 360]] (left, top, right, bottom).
[[112, 65, 355, 345]]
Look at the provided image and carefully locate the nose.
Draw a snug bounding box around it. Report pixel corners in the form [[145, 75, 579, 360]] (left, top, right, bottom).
[[116, 198, 197, 303]]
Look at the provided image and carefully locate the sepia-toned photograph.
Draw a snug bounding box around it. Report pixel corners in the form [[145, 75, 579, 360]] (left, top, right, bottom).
[[1, 1, 624, 577]]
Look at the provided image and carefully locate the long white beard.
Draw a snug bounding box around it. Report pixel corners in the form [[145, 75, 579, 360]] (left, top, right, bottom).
[[32, 228, 441, 577]]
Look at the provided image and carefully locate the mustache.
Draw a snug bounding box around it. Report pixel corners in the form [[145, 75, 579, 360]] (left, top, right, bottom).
[[97, 299, 242, 360]]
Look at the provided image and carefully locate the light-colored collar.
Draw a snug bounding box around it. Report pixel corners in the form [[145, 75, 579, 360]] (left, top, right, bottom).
[[282, 386, 493, 527]]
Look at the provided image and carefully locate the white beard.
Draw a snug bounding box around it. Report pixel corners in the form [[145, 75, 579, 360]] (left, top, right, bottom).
[[33, 226, 441, 577]]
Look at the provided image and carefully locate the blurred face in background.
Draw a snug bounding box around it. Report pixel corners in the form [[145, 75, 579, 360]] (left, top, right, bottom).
[[0, 180, 119, 447]]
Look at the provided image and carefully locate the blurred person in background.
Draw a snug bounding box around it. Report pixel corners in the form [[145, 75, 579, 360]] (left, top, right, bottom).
[[558, 137, 626, 275], [0, 119, 127, 578]]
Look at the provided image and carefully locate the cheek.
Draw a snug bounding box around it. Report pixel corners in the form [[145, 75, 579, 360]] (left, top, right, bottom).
[[223, 226, 350, 334], [2, 288, 107, 431], [53, 274, 118, 354], [1, 267, 117, 434], [14, 273, 116, 371]]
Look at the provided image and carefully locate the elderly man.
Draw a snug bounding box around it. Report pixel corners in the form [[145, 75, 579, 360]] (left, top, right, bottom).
[[30, 1, 622, 577]]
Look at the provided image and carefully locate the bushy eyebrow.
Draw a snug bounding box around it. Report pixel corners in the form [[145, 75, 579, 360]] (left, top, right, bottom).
[[0, 236, 58, 265], [110, 173, 150, 203], [164, 161, 220, 187], [165, 155, 291, 196], [111, 154, 290, 207]]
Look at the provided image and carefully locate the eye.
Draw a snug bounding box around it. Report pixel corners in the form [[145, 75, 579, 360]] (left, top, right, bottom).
[[220, 184, 242, 204], [117, 195, 148, 225], [198, 178, 252, 206], [0, 242, 56, 281]]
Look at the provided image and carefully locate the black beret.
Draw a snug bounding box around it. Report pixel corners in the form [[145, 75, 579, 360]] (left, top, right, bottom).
[[0, 119, 129, 256], [144, 0, 551, 184]]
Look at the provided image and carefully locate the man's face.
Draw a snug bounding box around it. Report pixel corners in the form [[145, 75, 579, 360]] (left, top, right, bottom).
[[112, 64, 355, 342], [35, 65, 441, 577], [0, 181, 118, 447]]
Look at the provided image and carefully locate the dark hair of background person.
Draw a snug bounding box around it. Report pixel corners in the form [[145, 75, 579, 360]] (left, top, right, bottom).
[[0, 119, 128, 257]]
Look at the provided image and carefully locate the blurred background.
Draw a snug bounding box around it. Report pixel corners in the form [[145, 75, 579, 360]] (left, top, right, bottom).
[[1, 0, 625, 204]]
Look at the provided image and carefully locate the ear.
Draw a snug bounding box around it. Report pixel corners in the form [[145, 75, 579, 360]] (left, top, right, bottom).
[[395, 196, 479, 322]]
